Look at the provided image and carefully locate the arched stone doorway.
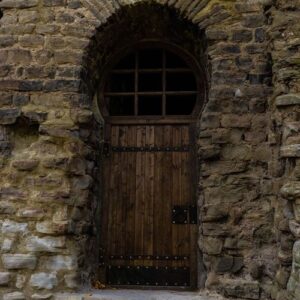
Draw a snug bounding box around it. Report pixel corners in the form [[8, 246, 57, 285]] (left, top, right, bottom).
[[97, 42, 207, 288], [87, 4, 209, 289]]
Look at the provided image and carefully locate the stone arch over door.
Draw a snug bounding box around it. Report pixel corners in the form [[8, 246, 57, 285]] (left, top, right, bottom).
[[0, 0, 281, 299]]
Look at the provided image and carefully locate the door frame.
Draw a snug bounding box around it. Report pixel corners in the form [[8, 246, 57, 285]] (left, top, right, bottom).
[[98, 121, 199, 290], [96, 41, 206, 289]]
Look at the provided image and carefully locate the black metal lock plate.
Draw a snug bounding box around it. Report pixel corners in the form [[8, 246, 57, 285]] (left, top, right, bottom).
[[102, 142, 111, 157], [189, 205, 198, 224], [172, 206, 188, 224]]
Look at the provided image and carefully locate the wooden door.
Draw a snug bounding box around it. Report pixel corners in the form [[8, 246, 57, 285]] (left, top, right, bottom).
[[99, 124, 198, 288]]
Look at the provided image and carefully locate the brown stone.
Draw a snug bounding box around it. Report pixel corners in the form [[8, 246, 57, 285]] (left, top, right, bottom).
[[12, 159, 39, 171]]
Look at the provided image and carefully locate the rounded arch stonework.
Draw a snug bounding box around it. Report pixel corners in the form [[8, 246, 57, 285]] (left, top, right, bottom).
[[0, 0, 298, 299]]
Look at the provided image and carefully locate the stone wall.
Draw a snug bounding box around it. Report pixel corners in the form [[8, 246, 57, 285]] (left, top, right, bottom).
[[0, 0, 298, 299], [269, 0, 300, 299]]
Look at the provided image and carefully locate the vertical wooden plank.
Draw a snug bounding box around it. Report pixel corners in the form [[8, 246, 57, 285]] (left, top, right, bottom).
[[153, 125, 163, 266], [189, 124, 198, 288], [100, 125, 111, 281], [134, 125, 146, 262], [119, 126, 128, 256], [179, 126, 190, 266], [171, 125, 181, 267], [125, 126, 136, 260], [161, 125, 172, 257], [144, 126, 155, 266], [108, 126, 119, 256]]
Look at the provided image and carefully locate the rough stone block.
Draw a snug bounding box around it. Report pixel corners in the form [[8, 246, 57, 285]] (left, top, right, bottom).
[[0, 0, 38, 8], [1, 238, 14, 252], [17, 208, 45, 218], [30, 273, 58, 290], [280, 181, 300, 200], [64, 273, 79, 289], [202, 205, 228, 222], [0, 201, 16, 215], [43, 0, 66, 6], [16, 274, 26, 289], [2, 254, 37, 269], [276, 268, 290, 288], [280, 145, 300, 157], [36, 221, 68, 235], [289, 220, 300, 238], [202, 223, 229, 237], [202, 237, 223, 255], [242, 14, 265, 28], [19, 11, 39, 24], [0, 108, 20, 125], [1, 220, 28, 233], [72, 175, 93, 190], [232, 29, 253, 42], [222, 279, 260, 299], [0, 36, 16, 48], [206, 28, 228, 40], [44, 255, 77, 271], [31, 294, 53, 299], [3, 292, 25, 300], [0, 272, 10, 285], [276, 94, 300, 106], [221, 114, 251, 128], [8, 50, 32, 64], [293, 241, 300, 264], [43, 80, 80, 92], [19, 35, 44, 48], [12, 159, 39, 171], [26, 236, 65, 252]]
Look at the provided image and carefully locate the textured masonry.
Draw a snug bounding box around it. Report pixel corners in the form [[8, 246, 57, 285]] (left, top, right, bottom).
[[0, 0, 299, 299]]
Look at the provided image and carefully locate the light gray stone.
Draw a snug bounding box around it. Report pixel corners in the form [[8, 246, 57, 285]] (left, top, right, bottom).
[[1, 238, 14, 252], [2, 254, 37, 269], [290, 220, 300, 238], [276, 93, 300, 106], [26, 236, 65, 252], [55, 294, 83, 300], [31, 294, 53, 300], [280, 145, 300, 158], [1, 220, 28, 234], [30, 273, 58, 290], [16, 274, 26, 289], [45, 255, 77, 271], [293, 240, 300, 264], [280, 181, 300, 200], [3, 292, 25, 300], [0, 272, 10, 285], [64, 273, 78, 289]]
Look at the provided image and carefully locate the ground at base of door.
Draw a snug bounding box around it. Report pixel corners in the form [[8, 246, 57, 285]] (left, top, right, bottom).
[[54, 289, 224, 300]]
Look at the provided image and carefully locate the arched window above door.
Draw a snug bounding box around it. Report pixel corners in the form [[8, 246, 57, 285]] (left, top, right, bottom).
[[99, 43, 205, 123]]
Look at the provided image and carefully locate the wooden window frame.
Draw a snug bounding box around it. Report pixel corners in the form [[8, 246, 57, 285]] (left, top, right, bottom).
[[98, 40, 207, 125]]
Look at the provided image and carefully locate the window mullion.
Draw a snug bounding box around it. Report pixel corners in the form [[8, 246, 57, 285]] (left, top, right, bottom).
[[135, 51, 139, 116]]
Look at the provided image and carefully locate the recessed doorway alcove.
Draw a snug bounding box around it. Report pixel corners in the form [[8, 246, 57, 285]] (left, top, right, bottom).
[[97, 43, 205, 289], [85, 3, 208, 291]]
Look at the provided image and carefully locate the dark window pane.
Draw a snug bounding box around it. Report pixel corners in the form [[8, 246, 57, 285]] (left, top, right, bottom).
[[109, 73, 134, 93], [166, 50, 188, 68], [166, 72, 196, 91], [109, 96, 135, 116], [139, 49, 162, 69], [166, 95, 196, 115], [114, 53, 135, 69], [138, 96, 162, 115], [139, 73, 162, 92]]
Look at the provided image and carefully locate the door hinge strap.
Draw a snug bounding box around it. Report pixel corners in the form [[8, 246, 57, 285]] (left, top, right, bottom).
[[111, 146, 190, 152]]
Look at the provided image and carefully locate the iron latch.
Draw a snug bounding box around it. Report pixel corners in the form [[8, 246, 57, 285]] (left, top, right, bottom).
[[102, 142, 111, 157], [172, 205, 198, 225]]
